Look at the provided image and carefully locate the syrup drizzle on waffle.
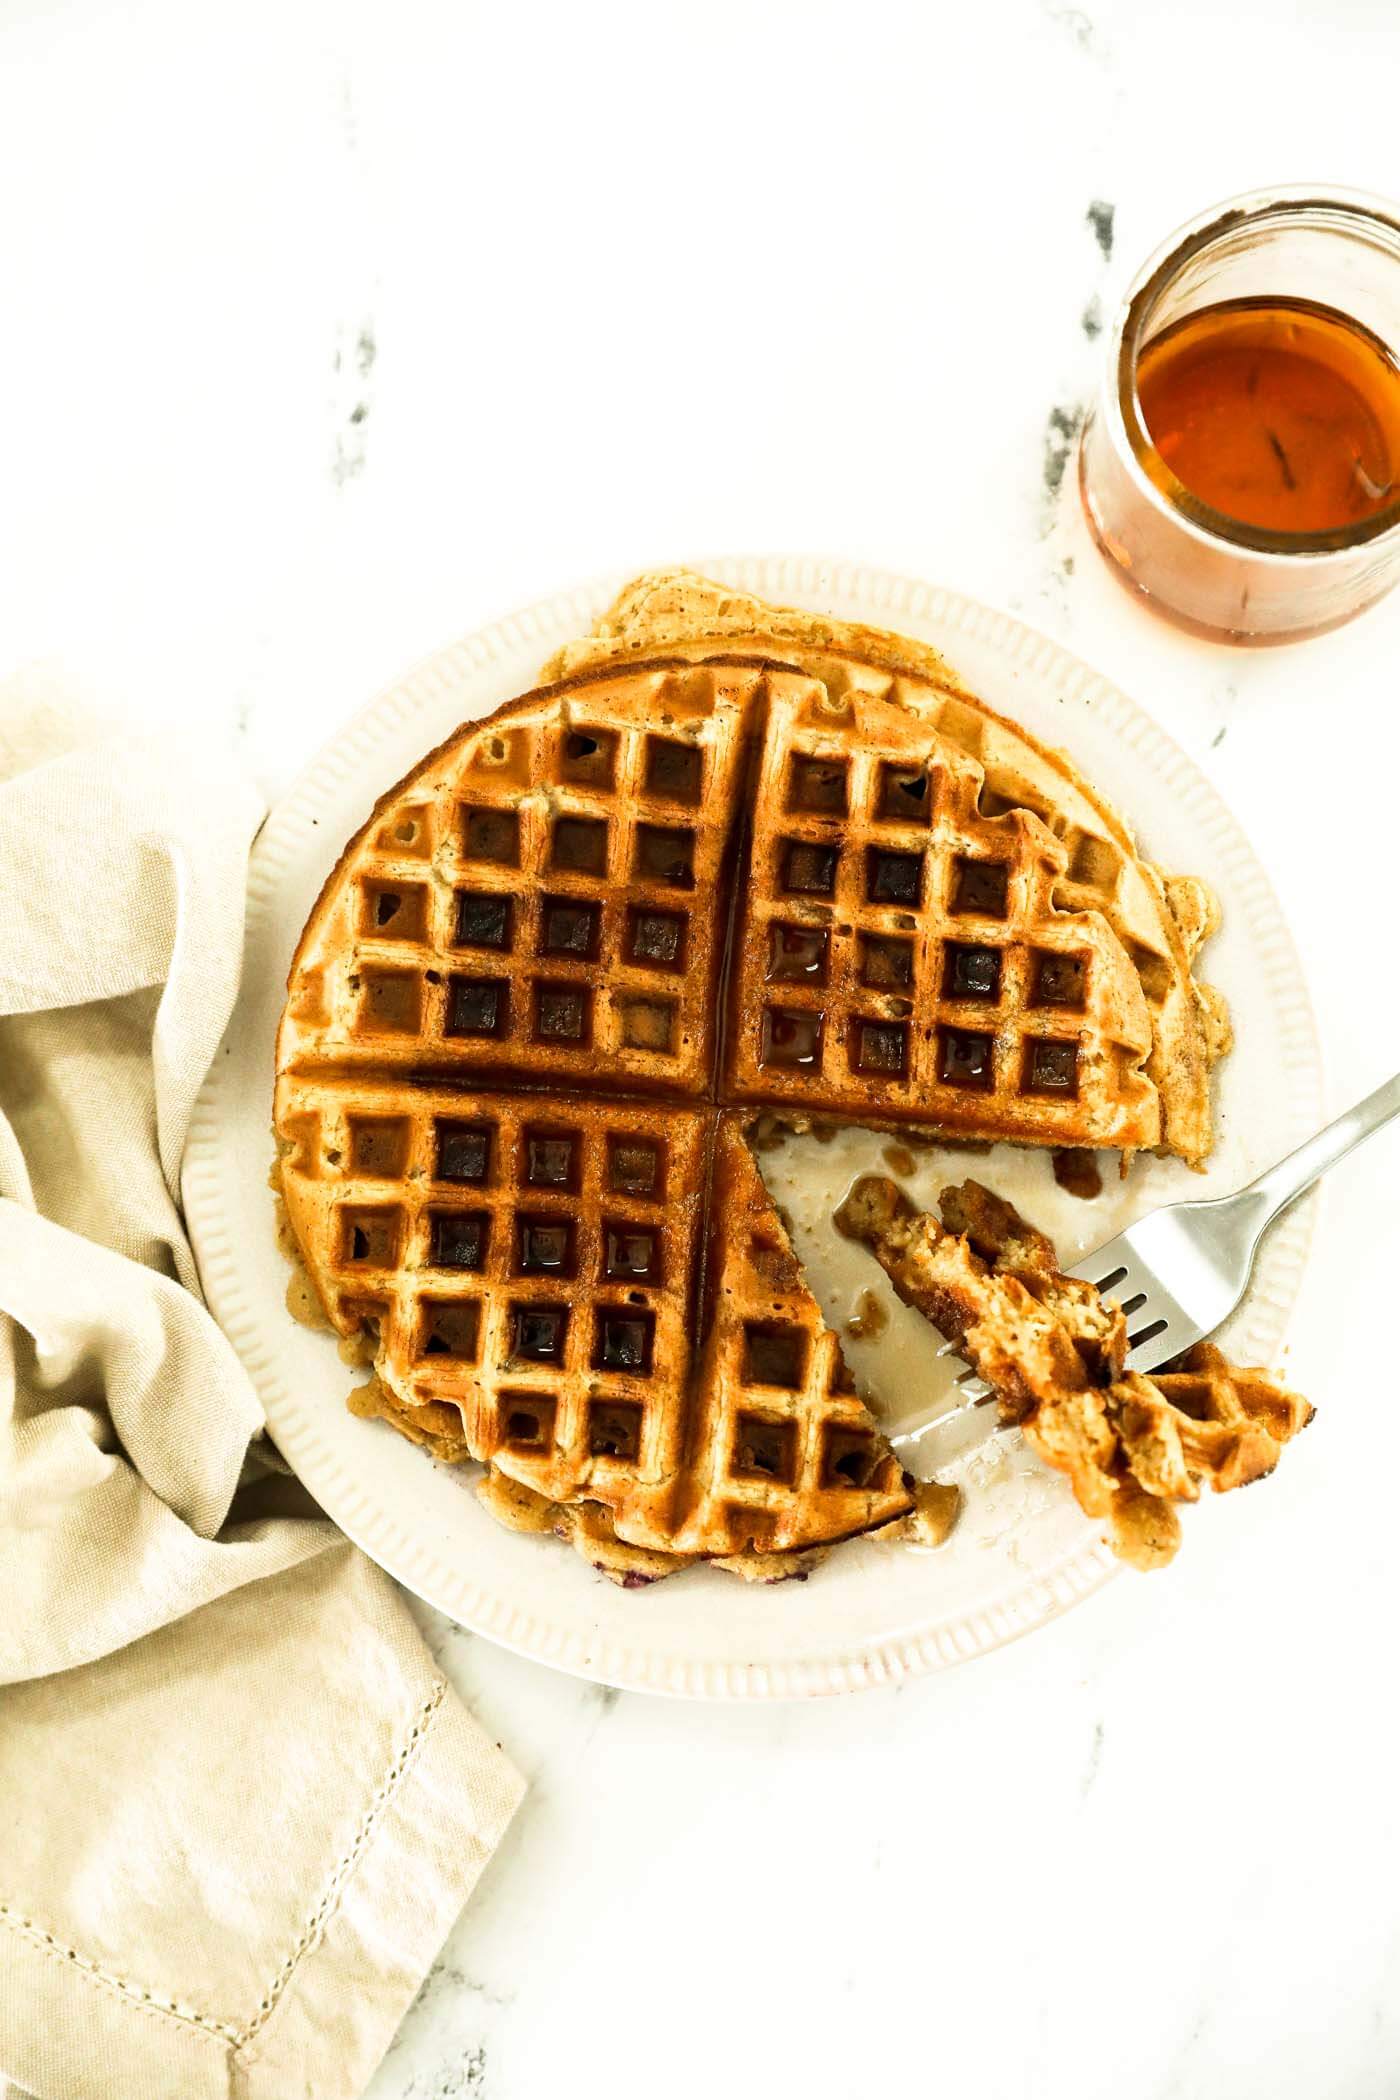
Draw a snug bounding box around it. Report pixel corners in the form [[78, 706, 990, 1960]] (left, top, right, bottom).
[[276, 658, 1159, 1560]]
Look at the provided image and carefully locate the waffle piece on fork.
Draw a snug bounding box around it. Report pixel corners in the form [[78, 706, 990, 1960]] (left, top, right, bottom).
[[834, 1175, 1312, 1568]]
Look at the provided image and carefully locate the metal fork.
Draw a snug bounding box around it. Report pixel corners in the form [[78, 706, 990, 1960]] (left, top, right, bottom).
[[892, 1069, 1400, 1444]]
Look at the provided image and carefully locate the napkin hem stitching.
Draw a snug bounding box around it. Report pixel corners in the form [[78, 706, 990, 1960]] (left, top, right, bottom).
[[0, 1898, 242, 2044], [0, 1675, 452, 2056], [234, 1675, 448, 2047]]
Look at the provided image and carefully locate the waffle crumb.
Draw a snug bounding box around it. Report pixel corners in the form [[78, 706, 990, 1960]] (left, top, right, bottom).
[[845, 1289, 888, 1339], [876, 1479, 962, 1548]]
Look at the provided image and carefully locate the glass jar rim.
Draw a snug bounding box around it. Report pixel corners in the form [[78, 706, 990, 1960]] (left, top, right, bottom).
[[1113, 185, 1400, 559]]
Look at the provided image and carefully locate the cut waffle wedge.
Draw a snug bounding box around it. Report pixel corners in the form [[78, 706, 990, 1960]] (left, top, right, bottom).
[[277, 1088, 917, 1568]]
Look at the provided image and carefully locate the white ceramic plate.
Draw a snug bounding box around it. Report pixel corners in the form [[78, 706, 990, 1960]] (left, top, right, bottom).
[[184, 557, 1323, 1699]]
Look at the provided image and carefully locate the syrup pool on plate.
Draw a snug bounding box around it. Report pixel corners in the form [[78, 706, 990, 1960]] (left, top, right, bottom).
[[753, 1122, 1200, 1477]]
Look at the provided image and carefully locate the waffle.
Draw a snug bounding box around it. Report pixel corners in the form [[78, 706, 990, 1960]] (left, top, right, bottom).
[[278, 658, 759, 1097], [279, 657, 1158, 1148], [276, 651, 1181, 1570], [721, 669, 1156, 1143], [543, 570, 1229, 1165], [835, 1175, 1312, 1568], [278, 1079, 916, 1560], [471, 1445, 961, 1587]]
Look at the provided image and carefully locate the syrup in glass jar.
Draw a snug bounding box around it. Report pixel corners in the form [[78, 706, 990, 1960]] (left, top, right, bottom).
[[1136, 297, 1400, 535], [1078, 190, 1400, 642]]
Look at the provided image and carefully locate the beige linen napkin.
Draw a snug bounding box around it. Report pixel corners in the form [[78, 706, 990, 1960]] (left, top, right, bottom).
[[0, 700, 525, 2100]]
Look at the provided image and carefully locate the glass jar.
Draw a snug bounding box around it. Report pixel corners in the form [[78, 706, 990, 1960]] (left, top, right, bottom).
[[1079, 187, 1400, 643]]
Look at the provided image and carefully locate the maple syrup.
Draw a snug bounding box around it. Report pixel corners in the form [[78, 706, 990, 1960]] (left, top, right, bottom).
[[1052, 1148, 1103, 1201], [525, 1131, 576, 1188], [597, 1310, 653, 1373], [604, 1225, 660, 1281], [432, 1213, 487, 1270], [844, 1288, 888, 1340], [768, 923, 829, 981], [1080, 191, 1400, 639], [1137, 298, 1400, 534], [517, 1218, 575, 1275]]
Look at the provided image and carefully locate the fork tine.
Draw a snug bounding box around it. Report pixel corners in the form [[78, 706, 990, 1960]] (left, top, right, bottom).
[[1068, 1232, 1199, 1372]]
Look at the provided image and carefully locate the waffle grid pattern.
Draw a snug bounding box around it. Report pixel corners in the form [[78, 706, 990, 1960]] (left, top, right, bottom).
[[286, 661, 759, 1096], [277, 658, 1164, 1557], [725, 682, 1154, 1138], [669, 1119, 911, 1554], [278, 1086, 713, 1528]]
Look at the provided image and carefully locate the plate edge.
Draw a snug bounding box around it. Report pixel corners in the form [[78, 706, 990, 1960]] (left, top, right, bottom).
[[183, 555, 1325, 1699]]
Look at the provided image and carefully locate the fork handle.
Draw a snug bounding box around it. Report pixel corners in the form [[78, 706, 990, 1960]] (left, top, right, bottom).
[[1241, 1069, 1400, 1226]]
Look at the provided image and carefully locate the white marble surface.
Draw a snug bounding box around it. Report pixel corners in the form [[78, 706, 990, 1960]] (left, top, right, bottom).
[[4, 2, 1400, 2095]]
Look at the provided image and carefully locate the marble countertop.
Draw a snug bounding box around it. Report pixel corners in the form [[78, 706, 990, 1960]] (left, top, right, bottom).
[[5, 2, 1400, 2095]]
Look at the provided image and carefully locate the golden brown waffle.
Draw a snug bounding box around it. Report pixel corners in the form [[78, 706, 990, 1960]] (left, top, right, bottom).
[[276, 651, 1179, 1569], [723, 671, 1155, 1143], [279, 659, 760, 1097], [472, 1449, 961, 1587], [279, 657, 1159, 1149], [668, 1115, 913, 1555], [835, 1175, 1312, 1569], [542, 570, 1229, 1165], [278, 1082, 707, 1521], [278, 1083, 916, 1562]]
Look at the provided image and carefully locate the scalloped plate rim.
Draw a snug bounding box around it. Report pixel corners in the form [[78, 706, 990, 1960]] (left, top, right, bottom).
[[183, 555, 1324, 1699]]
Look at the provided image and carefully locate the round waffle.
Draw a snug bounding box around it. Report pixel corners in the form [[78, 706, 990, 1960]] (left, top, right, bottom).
[[275, 652, 1168, 1566]]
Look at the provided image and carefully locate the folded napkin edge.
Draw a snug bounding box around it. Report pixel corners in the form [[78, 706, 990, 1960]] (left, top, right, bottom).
[[0, 1673, 526, 2100]]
